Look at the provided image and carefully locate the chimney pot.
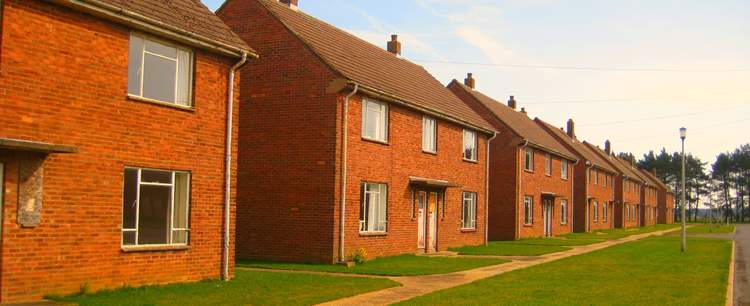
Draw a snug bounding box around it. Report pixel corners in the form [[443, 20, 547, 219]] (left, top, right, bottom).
[[605, 140, 611, 155], [566, 119, 575, 138], [507, 95, 517, 109], [520, 107, 527, 114], [279, 0, 298, 7], [387, 34, 401, 56], [464, 73, 476, 89]]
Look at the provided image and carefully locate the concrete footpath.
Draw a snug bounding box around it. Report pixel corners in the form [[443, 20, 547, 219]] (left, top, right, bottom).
[[318, 227, 682, 306], [732, 225, 749, 306]]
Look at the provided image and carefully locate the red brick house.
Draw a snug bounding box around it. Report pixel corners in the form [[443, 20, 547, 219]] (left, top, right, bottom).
[[536, 119, 617, 232], [638, 169, 660, 226], [0, 0, 254, 302], [641, 168, 674, 224], [584, 142, 645, 228], [219, 0, 495, 263], [448, 77, 577, 240]]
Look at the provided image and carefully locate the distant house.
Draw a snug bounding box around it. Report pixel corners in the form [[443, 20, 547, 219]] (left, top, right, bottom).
[[219, 0, 495, 263], [536, 119, 617, 232], [448, 75, 577, 240], [0, 0, 254, 302], [584, 142, 645, 228], [641, 169, 676, 224], [638, 169, 661, 226]]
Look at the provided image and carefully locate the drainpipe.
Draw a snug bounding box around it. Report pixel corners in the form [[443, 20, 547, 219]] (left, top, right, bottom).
[[484, 132, 497, 245], [222, 51, 248, 281], [516, 140, 528, 239], [339, 83, 359, 263]]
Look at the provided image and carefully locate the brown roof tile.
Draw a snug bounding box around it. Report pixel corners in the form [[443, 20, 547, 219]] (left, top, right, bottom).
[[449, 81, 576, 160], [583, 142, 645, 183], [251, 0, 494, 132], [639, 168, 668, 190], [73, 0, 252, 53], [536, 119, 616, 174]]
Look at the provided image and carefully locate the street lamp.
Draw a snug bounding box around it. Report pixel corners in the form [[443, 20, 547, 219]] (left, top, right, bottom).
[[680, 127, 687, 252]]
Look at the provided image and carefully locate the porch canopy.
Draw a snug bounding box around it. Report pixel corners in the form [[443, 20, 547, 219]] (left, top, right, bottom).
[[0, 138, 78, 154], [541, 191, 563, 198], [408, 176, 461, 189]]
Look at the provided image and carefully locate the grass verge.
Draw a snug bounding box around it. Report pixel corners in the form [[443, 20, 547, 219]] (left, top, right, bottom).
[[686, 223, 735, 234]]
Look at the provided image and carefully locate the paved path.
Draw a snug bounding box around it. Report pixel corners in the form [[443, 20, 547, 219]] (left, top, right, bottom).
[[318, 227, 682, 306], [732, 225, 749, 306]]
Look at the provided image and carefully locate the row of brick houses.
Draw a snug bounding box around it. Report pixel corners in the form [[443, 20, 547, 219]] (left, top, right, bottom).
[[0, 0, 676, 302]]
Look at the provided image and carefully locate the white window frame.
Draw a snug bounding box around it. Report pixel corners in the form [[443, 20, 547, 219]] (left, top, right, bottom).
[[545, 153, 552, 176], [594, 170, 599, 185], [122, 167, 191, 247], [128, 33, 193, 107], [524, 196, 534, 225], [593, 201, 599, 222], [561, 159, 568, 179], [524, 147, 534, 171], [362, 98, 389, 142], [422, 116, 437, 153], [462, 192, 477, 229], [360, 182, 388, 233], [462, 129, 478, 161], [603, 202, 608, 222], [560, 199, 568, 225]]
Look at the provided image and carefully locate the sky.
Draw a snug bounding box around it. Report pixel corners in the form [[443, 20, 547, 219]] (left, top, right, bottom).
[[205, 0, 750, 165]]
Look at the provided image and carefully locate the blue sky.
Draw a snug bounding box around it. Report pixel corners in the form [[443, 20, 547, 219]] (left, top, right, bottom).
[[205, 0, 750, 164]]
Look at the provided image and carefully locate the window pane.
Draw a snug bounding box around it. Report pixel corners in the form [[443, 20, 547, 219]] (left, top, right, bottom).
[[138, 185, 171, 244], [172, 230, 188, 244], [463, 130, 476, 160], [377, 184, 387, 231], [128, 35, 144, 96], [123, 168, 138, 229], [122, 231, 136, 246], [145, 39, 177, 58], [423, 117, 436, 152], [363, 101, 383, 140], [141, 169, 172, 184], [143, 53, 177, 103], [176, 49, 192, 106], [173, 172, 189, 230]]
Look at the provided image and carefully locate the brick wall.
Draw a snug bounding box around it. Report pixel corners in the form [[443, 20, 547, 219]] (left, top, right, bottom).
[[585, 168, 616, 231], [517, 148, 574, 238], [621, 179, 642, 228], [0, 1, 239, 302], [641, 186, 658, 226]]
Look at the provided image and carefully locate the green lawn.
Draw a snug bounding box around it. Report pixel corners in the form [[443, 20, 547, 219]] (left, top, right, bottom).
[[238, 254, 508, 276], [687, 223, 736, 234], [399, 236, 731, 306], [450, 241, 571, 256], [49, 270, 399, 306], [562, 224, 680, 240]]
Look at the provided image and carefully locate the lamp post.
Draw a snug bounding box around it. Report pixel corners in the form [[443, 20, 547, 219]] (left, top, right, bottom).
[[680, 127, 687, 252]]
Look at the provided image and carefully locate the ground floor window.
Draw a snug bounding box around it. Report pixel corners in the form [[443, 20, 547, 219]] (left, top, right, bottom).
[[593, 201, 599, 222], [462, 192, 477, 229], [560, 199, 568, 224], [360, 182, 387, 233], [523, 196, 533, 225], [122, 167, 191, 246], [603, 202, 608, 222]]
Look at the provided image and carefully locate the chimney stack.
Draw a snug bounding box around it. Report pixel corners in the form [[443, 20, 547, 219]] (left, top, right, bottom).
[[279, 0, 298, 7], [464, 73, 476, 89], [604, 140, 611, 155], [630, 154, 636, 166], [566, 119, 575, 138], [507, 96, 517, 109], [520, 107, 527, 115], [387, 34, 401, 56], [651, 168, 657, 176]]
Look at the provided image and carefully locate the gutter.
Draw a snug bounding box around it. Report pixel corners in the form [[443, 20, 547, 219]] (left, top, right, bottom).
[[485, 131, 497, 245], [339, 83, 359, 263], [52, 0, 258, 59], [222, 51, 248, 281]]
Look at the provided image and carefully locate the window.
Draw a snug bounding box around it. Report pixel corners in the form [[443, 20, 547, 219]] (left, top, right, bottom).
[[524, 147, 534, 171], [603, 174, 608, 187], [128, 33, 193, 106], [362, 98, 388, 142], [360, 182, 387, 233], [593, 201, 599, 222], [422, 116, 437, 153], [560, 200, 568, 224], [603, 202, 608, 222], [523, 196, 533, 225], [122, 168, 190, 246], [594, 170, 599, 185], [545, 153, 552, 176], [462, 192, 477, 229], [561, 160, 568, 179], [462, 129, 477, 161]]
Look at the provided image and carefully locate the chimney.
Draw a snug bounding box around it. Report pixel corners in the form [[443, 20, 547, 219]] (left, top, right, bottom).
[[520, 107, 527, 115], [507, 96, 517, 109], [464, 73, 476, 89], [650, 168, 657, 176], [279, 0, 298, 7], [566, 119, 575, 138], [630, 154, 636, 166], [604, 140, 611, 155], [387, 34, 401, 56]]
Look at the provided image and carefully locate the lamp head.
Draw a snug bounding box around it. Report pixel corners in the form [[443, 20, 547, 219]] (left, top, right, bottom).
[[679, 127, 687, 140]]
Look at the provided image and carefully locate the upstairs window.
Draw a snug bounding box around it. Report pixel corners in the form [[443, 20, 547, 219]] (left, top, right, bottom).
[[462, 192, 477, 229], [561, 160, 568, 179], [463, 130, 477, 161], [594, 170, 599, 185], [122, 168, 190, 246], [360, 182, 387, 233], [545, 153, 552, 176], [128, 33, 193, 106], [524, 147, 534, 171], [422, 116, 437, 153], [362, 98, 388, 142]]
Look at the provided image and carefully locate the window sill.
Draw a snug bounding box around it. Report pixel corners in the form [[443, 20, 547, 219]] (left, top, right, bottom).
[[127, 94, 195, 112], [523, 224, 534, 227], [121, 244, 190, 253], [423, 150, 437, 155], [361, 137, 389, 146], [359, 232, 387, 237], [523, 169, 534, 174], [460, 228, 477, 233], [462, 158, 478, 164]]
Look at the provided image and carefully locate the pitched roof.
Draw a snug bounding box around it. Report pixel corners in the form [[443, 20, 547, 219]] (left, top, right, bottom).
[[449, 81, 575, 160], [583, 142, 645, 184], [250, 0, 494, 132], [536, 119, 616, 174], [640, 169, 669, 190], [59, 0, 253, 55]]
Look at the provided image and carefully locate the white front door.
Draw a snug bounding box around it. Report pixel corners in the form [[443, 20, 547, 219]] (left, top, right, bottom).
[[417, 191, 426, 249], [427, 192, 438, 253], [543, 198, 553, 237]]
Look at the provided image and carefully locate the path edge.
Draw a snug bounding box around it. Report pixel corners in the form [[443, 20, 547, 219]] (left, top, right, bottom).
[[727, 240, 735, 306]]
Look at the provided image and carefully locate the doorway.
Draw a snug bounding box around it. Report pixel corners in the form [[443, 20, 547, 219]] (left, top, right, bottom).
[[416, 190, 440, 253], [543, 197, 553, 237]]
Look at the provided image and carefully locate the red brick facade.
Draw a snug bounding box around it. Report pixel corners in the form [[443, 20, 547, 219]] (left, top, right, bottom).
[[516, 149, 574, 238], [659, 192, 676, 224], [582, 168, 616, 231], [618, 179, 643, 228], [0, 1, 241, 302], [641, 186, 658, 226], [219, 0, 489, 263]]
